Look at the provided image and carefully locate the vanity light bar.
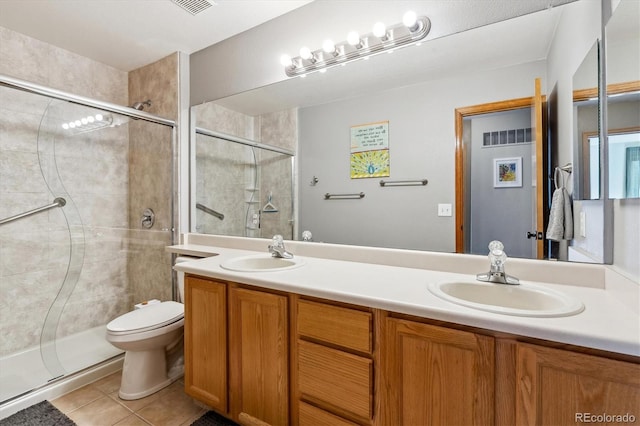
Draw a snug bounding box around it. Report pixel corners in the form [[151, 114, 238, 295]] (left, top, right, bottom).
[[281, 12, 431, 77]]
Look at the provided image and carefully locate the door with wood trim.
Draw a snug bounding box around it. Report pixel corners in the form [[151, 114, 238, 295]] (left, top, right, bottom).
[[455, 78, 546, 259]]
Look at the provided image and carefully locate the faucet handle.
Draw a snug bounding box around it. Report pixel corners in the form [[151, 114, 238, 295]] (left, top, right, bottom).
[[488, 240, 507, 267], [272, 234, 284, 246], [488, 240, 504, 252]]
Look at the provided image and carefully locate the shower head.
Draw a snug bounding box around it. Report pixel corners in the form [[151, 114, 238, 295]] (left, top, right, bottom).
[[130, 100, 152, 111]]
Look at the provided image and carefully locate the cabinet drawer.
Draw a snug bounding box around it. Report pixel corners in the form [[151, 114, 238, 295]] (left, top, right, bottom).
[[299, 402, 359, 426], [297, 299, 372, 353], [298, 340, 372, 420]]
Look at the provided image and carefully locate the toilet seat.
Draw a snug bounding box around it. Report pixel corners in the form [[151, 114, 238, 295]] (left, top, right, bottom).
[[107, 301, 184, 336]]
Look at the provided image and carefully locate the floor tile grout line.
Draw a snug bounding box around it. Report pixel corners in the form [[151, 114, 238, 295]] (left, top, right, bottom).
[[54, 383, 110, 415]]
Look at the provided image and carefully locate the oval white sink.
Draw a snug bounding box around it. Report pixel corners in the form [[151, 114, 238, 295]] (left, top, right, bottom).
[[428, 281, 584, 317], [220, 254, 304, 272]]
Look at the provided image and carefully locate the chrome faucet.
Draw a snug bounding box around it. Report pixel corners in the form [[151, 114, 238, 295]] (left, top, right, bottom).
[[268, 234, 294, 259], [476, 240, 520, 285]]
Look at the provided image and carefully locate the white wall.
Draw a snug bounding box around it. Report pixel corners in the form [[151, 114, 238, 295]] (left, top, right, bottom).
[[190, 0, 573, 104], [546, 0, 601, 170]]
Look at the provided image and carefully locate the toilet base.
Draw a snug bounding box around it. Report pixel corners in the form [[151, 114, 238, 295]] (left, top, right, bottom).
[[118, 348, 177, 400]]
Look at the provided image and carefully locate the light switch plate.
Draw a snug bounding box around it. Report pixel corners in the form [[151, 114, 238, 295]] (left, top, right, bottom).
[[438, 203, 452, 217]]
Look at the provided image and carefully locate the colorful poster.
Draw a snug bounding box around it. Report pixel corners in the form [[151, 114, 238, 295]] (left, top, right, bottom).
[[350, 121, 389, 179]]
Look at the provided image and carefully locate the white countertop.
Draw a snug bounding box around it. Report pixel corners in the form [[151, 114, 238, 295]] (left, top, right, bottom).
[[171, 244, 640, 357]]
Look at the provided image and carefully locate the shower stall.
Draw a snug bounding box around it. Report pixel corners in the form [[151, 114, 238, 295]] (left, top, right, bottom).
[[0, 75, 176, 412]]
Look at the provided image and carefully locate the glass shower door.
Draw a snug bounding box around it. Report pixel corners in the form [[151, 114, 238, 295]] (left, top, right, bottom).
[[0, 82, 175, 403]]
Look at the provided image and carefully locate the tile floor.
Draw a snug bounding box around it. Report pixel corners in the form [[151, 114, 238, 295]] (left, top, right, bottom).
[[50, 371, 207, 426]]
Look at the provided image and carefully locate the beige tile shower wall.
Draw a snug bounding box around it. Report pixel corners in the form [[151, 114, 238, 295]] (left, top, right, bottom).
[[127, 54, 178, 304], [0, 26, 130, 355], [0, 27, 127, 104], [256, 110, 297, 239]]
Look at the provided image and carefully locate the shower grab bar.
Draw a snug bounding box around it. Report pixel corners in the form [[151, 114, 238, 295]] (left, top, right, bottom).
[[379, 179, 428, 187], [196, 203, 224, 220], [0, 197, 66, 225], [324, 192, 365, 200]]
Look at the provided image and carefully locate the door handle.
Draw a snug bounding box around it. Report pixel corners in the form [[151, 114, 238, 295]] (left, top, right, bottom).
[[527, 231, 543, 240]]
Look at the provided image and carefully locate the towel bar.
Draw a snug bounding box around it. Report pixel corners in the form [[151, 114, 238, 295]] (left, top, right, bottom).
[[379, 179, 428, 187], [324, 192, 365, 200]]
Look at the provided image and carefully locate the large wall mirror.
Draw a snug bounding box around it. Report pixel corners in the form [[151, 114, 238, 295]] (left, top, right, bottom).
[[191, 0, 613, 264]]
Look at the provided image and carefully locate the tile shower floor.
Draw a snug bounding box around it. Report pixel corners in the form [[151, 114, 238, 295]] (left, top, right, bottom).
[[51, 372, 207, 426]]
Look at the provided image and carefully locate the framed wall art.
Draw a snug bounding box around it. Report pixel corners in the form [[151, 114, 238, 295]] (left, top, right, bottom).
[[493, 157, 522, 188]]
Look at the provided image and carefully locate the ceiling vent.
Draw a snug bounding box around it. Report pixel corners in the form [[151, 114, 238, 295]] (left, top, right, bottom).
[[171, 0, 215, 15]]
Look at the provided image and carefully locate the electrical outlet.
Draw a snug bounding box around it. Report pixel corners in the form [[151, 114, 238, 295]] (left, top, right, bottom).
[[438, 203, 452, 217]]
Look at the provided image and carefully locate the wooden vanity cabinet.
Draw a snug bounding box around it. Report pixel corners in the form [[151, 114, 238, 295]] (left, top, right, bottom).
[[229, 286, 289, 426], [184, 276, 289, 426], [295, 298, 374, 426], [184, 276, 228, 413], [380, 318, 495, 426], [184, 274, 639, 426], [515, 343, 640, 425]]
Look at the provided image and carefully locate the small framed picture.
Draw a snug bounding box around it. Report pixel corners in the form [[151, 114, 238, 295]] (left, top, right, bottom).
[[494, 157, 522, 188]]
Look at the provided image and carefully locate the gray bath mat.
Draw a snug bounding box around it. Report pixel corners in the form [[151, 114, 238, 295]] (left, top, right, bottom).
[[0, 400, 75, 425], [191, 410, 238, 426]]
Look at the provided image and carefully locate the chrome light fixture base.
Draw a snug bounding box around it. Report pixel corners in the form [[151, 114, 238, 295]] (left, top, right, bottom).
[[283, 16, 431, 77]]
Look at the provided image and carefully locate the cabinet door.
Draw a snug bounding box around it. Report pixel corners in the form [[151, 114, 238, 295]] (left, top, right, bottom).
[[516, 343, 640, 425], [381, 318, 494, 426], [184, 276, 227, 413], [229, 287, 289, 426]]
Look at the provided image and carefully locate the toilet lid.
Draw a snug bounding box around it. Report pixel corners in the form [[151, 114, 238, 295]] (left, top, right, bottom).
[[107, 301, 184, 334]]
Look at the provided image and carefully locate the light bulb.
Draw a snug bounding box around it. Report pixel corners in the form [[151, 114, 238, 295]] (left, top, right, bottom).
[[81, 117, 88, 125], [299, 46, 312, 60], [280, 54, 293, 67], [87, 116, 95, 123], [69, 122, 76, 128], [95, 114, 103, 121], [403, 11, 418, 30], [372, 22, 386, 38], [322, 39, 335, 54], [319, 68, 327, 73], [62, 123, 69, 130], [74, 120, 82, 127], [347, 31, 360, 46]]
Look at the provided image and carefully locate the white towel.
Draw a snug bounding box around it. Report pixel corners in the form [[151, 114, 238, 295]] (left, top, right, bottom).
[[546, 185, 573, 241], [562, 187, 573, 240]]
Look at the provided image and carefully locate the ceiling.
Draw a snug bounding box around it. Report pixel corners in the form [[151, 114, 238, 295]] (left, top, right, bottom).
[[0, 0, 313, 71]]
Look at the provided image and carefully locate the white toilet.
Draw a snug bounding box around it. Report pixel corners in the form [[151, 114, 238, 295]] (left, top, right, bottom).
[[106, 256, 197, 400]]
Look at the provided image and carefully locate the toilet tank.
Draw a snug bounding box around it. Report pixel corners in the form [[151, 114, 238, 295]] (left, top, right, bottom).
[[174, 256, 202, 302]]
